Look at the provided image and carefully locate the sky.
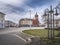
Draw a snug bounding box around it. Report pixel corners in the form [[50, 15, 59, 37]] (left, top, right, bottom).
[[0, 0, 60, 24]]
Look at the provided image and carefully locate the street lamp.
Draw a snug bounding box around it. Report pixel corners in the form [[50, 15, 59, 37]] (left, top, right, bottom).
[[43, 9, 47, 25], [49, 5, 54, 39], [43, 5, 59, 45], [48, 5, 59, 39], [45, 8, 50, 39], [54, 8, 59, 29], [54, 8, 59, 16], [43, 5, 59, 39], [29, 10, 31, 29], [43, 8, 50, 39]]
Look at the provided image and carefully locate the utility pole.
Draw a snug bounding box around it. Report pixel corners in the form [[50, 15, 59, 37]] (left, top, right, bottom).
[[29, 10, 31, 29]]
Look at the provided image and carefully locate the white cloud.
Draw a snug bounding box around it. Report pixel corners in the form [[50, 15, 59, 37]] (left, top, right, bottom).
[[5, 13, 23, 24], [0, 0, 60, 24], [0, 3, 12, 13], [0, 0, 26, 7]]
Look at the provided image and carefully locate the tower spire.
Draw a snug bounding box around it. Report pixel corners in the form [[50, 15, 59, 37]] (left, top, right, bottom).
[[35, 12, 38, 17], [36, 12, 37, 15]]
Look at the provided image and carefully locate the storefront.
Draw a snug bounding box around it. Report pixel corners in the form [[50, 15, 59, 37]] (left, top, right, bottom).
[[0, 23, 4, 28], [0, 12, 5, 28]]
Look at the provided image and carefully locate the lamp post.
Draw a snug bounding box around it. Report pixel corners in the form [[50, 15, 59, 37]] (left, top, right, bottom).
[[43, 5, 59, 39], [48, 5, 59, 39], [48, 5, 54, 39], [55, 8, 59, 27], [55, 3, 60, 28], [29, 10, 31, 29], [45, 8, 50, 38], [43, 5, 59, 45], [43, 8, 50, 39]]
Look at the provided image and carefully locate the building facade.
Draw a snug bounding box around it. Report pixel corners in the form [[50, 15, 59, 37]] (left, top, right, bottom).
[[0, 12, 5, 28], [56, 19, 60, 28], [5, 20, 18, 27], [19, 18, 32, 27]]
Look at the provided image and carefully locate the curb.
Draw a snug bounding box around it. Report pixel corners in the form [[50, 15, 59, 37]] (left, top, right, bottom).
[[21, 31, 35, 38], [21, 31, 35, 43]]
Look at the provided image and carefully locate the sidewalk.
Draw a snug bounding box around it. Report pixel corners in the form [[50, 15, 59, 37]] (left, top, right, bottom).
[[0, 27, 44, 34]]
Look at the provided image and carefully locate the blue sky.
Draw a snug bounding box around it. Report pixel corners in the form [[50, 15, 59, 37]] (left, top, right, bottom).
[[0, 0, 60, 23]]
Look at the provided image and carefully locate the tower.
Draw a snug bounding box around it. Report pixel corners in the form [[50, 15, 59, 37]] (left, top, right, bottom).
[[35, 12, 38, 20], [32, 12, 39, 27]]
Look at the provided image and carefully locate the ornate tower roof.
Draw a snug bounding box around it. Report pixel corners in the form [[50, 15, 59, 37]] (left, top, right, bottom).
[[35, 12, 38, 17]]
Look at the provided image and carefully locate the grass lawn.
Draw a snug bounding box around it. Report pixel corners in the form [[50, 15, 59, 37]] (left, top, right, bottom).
[[23, 29, 60, 38]]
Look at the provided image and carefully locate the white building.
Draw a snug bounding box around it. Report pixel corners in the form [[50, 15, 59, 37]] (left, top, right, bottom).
[[19, 18, 32, 27], [56, 19, 60, 28], [0, 12, 5, 28], [44, 17, 60, 28], [5, 20, 18, 27]]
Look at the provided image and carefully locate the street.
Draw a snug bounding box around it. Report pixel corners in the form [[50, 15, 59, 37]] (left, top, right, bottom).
[[0, 27, 44, 45], [0, 27, 30, 45], [0, 27, 44, 34], [0, 34, 26, 45]]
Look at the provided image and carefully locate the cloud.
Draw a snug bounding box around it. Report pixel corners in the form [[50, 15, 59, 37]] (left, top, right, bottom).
[[0, 0, 60, 24], [5, 13, 23, 23], [0, 0, 28, 24], [0, 0, 26, 7], [25, 0, 56, 8], [0, 0, 27, 14]]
